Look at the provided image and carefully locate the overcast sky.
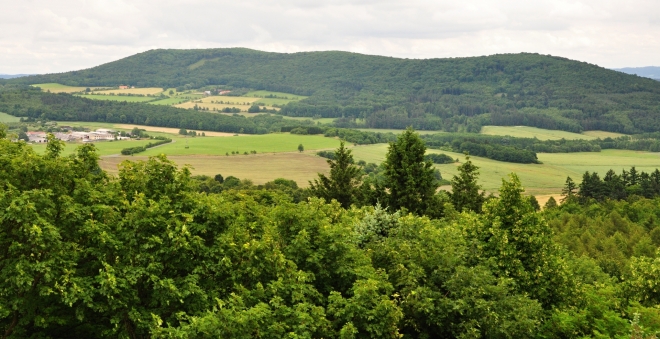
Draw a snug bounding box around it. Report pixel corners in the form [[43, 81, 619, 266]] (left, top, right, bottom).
[[1, 0, 658, 74]]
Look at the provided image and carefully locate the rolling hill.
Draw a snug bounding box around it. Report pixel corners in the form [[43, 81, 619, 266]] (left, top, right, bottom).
[[7, 48, 660, 133], [613, 66, 660, 80]]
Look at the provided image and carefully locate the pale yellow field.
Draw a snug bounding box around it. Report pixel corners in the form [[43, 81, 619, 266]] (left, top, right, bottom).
[[92, 88, 164, 95], [175, 96, 277, 111], [113, 124, 246, 137], [32, 83, 108, 93], [99, 152, 329, 187]]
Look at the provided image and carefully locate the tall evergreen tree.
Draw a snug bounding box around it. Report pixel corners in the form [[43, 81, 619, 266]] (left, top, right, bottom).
[[561, 176, 577, 203], [382, 127, 439, 215], [450, 155, 485, 213], [309, 141, 363, 208]]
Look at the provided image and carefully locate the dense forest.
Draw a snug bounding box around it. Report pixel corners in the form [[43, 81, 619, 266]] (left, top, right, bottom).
[[2, 125, 660, 338], [5, 48, 660, 133], [0, 87, 312, 134]]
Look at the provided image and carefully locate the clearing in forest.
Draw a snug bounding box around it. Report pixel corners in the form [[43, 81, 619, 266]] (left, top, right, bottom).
[[92, 87, 164, 95], [480, 126, 597, 140], [32, 83, 109, 93]]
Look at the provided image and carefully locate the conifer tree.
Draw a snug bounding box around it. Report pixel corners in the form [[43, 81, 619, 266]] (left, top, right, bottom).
[[309, 141, 363, 208], [382, 127, 439, 215], [544, 196, 558, 209], [450, 155, 485, 213], [561, 176, 577, 203]]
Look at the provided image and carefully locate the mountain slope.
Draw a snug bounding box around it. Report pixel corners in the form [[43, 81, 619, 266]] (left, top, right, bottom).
[[11, 49, 660, 133]]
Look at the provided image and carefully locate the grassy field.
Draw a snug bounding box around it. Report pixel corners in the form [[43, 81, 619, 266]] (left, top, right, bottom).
[[0, 112, 20, 122], [32, 83, 108, 93], [149, 94, 204, 105], [349, 145, 660, 195], [245, 90, 307, 106], [356, 128, 441, 135], [99, 153, 329, 187], [30, 139, 157, 156], [74, 94, 157, 102], [92, 88, 163, 95], [583, 130, 627, 138], [282, 116, 336, 124], [140, 133, 340, 156], [480, 126, 596, 140], [174, 96, 266, 111]]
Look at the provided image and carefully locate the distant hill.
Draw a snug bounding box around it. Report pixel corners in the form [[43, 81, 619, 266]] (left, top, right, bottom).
[[8, 49, 660, 134], [613, 66, 660, 80], [0, 74, 32, 79]]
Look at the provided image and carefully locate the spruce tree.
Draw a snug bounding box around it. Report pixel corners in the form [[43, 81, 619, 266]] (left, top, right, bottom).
[[309, 141, 363, 208], [544, 196, 558, 209], [450, 155, 485, 213], [561, 176, 577, 203], [382, 127, 439, 215]]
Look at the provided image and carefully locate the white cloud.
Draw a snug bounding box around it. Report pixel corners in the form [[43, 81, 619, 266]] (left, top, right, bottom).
[[0, 0, 658, 74]]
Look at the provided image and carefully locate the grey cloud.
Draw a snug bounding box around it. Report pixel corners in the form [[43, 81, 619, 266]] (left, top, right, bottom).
[[0, 0, 659, 73]]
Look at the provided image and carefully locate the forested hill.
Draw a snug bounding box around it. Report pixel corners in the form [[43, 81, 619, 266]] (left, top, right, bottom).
[[9, 48, 660, 133]]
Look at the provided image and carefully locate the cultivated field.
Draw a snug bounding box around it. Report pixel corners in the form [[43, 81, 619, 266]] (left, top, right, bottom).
[[357, 128, 441, 135], [174, 96, 273, 111], [281, 116, 336, 124], [582, 130, 627, 138], [99, 153, 329, 186], [75, 94, 156, 102], [349, 144, 660, 196], [29, 139, 157, 156], [149, 94, 204, 106], [91, 88, 164, 95], [0, 112, 20, 122], [32, 83, 108, 93], [245, 90, 308, 106], [480, 126, 597, 140], [139, 133, 340, 156]]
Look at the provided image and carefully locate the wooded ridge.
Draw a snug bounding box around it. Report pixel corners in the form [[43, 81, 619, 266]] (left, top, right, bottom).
[[5, 48, 660, 134]]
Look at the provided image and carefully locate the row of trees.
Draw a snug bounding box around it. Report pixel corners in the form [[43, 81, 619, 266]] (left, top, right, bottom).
[[562, 167, 660, 203]]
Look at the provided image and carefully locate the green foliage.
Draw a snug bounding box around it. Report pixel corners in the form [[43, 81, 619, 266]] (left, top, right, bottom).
[[309, 141, 364, 208], [2, 131, 660, 337], [424, 152, 456, 164], [450, 156, 485, 213]]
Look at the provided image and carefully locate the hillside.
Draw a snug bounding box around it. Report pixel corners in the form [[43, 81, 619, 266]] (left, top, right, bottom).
[[8, 48, 660, 133]]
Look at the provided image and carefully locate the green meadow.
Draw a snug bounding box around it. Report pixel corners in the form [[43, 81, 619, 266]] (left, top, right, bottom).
[[149, 94, 204, 105], [0, 112, 20, 122], [245, 90, 308, 106], [140, 133, 341, 156], [357, 128, 441, 135], [29, 139, 157, 156], [349, 144, 660, 195]]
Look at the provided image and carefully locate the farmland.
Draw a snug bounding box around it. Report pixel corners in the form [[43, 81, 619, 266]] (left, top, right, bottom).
[[99, 153, 330, 186], [480, 125, 597, 140], [32, 83, 108, 93], [91, 87, 164, 95], [75, 94, 156, 102], [30, 139, 159, 156], [0, 112, 20, 122], [139, 133, 340, 156], [349, 144, 660, 195], [245, 90, 308, 106]]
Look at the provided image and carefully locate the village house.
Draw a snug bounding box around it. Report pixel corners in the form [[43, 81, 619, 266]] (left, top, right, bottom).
[[119, 85, 129, 89]]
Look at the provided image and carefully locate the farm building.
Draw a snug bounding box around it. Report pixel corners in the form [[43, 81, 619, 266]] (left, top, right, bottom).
[[119, 85, 129, 89]]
